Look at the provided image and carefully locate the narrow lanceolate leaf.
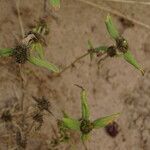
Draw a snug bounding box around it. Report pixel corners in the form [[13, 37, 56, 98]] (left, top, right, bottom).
[[93, 113, 120, 129], [32, 43, 44, 59], [123, 50, 144, 75], [105, 15, 120, 40], [49, 0, 60, 9], [81, 89, 90, 120], [88, 40, 94, 50], [62, 118, 80, 131], [94, 46, 108, 53], [0, 48, 13, 57], [28, 56, 59, 73], [88, 40, 94, 60]]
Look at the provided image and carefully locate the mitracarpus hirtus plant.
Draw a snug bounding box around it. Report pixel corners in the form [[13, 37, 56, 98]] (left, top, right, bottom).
[[95, 15, 144, 75], [0, 19, 59, 73], [1, 109, 12, 122], [60, 85, 120, 142], [0, 0, 146, 148], [60, 15, 144, 76]]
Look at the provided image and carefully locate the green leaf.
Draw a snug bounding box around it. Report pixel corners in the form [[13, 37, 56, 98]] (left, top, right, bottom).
[[62, 117, 80, 131], [32, 43, 44, 59], [81, 89, 90, 120], [123, 50, 144, 75], [0, 48, 13, 57], [28, 56, 59, 73], [105, 15, 120, 40], [88, 40, 94, 49], [88, 40, 108, 53], [87, 40, 108, 60], [94, 46, 108, 53], [49, 0, 60, 9], [93, 113, 120, 129], [37, 26, 42, 34], [88, 40, 94, 61]]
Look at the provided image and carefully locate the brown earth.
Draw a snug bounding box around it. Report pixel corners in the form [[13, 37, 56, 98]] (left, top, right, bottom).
[[0, 0, 150, 149]]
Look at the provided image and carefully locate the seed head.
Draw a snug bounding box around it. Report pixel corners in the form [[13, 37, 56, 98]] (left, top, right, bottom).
[[32, 112, 43, 124], [107, 46, 117, 57], [12, 44, 29, 64], [80, 120, 93, 134], [116, 36, 128, 53], [1, 110, 12, 122], [33, 96, 50, 111]]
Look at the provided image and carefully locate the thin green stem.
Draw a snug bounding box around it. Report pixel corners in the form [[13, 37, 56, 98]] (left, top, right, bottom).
[[59, 51, 90, 74]]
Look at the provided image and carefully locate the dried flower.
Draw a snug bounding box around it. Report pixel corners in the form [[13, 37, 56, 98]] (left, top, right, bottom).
[[32, 112, 44, 124], [107, 46, 117, 57], [33, 96, 50, 111], [116, 36, 128, 53], [12, 44, 29, 64], [1, 110, 12, 122], [16, 130, 27, 149]]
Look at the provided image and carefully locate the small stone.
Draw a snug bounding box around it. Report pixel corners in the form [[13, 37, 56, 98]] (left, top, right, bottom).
[[105, 121, 119, 137]]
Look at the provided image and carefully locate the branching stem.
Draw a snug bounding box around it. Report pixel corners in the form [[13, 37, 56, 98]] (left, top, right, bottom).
[[59, 51, 90, 74]]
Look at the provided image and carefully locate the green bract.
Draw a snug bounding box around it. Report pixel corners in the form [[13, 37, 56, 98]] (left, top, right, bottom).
[[49, 0, 60, 9], [94, 46, 108, 53], [123, 50, 144, 75], [0, 48, 13, 57], [28, 56, 59, 73], [105, 15, 119, 40], [62, 118, 80, 131], [93, 113, 120, 128], [81, 89, 90, 120], [32, 43, 44, 60]]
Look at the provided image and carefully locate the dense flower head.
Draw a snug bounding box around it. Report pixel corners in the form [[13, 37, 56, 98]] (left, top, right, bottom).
[[12, 44, 29, 64]]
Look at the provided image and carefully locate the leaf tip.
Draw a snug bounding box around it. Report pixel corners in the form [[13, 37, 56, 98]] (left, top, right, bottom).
[[106, 14, 111, 22], [140, 69, 145, 76]]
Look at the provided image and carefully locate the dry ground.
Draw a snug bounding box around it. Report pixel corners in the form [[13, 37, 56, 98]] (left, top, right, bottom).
[[0, 0, 150, 149]]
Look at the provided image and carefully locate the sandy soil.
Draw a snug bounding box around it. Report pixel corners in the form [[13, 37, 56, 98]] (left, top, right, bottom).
[[0, 0, 150, 149]]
